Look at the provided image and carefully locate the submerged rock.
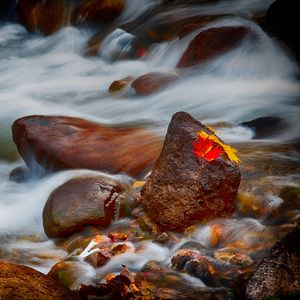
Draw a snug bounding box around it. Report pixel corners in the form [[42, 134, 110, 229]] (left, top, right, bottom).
[[177, 26, 251, 68], [17, 0, 71, 35], [43, 175, 130, 238], [73, 0, 124, 24], [240, 116, 288, 139], [12, 115, 162, 177], [131, 72, 178, 96], [109, 76, 134, 93], [0, 261, 79, 299], [246, 226, 300, 299], [140, 111, 241, 231]]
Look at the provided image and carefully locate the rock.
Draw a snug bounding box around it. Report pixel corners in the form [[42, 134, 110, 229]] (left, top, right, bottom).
[[140, 112, 241, 231], [246, 226, 300, 299], [240, 116, 288, 139], [12, 115, 162, 177], [109, 76, 134, 93], [17, 0, 71, 35], [136, 260, 231, 300], [131, 72, 178, 96], [0, 261, 79, 299], [9, 166, 30, 183], [48, 260, 96, 290], [43, 175, 130, 238], [74, 0, 124, 24], [177, 26, 251, 68]]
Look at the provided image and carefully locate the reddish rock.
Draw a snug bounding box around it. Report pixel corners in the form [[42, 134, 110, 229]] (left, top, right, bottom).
[[0, 261, 79, 299], [131, 72, 178, 96], [12, 115, 162, 177], [43, 175, 130, 238], [74, 0, 124, 24], [140, 112, 241, 231], [18, 0, 71, 35], [177, 26, 251, 68]]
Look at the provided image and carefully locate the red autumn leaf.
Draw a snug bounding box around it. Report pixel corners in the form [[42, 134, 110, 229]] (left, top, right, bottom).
[[193, 136, 223, 162]]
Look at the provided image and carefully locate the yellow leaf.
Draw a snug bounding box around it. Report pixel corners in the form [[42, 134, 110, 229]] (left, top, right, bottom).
[[197, 130, 240, 163]]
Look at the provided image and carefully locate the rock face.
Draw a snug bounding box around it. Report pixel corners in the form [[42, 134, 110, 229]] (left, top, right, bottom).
[[0, 261, 79, 300], [18, 0, 71, 35], [246, 226, 300, 300], [177, 26, 251, 68], [131, 72, 178, 96], [74, 0, 124, 24], [140, 112, 241, 231], [12, 115, 161, 177], [43, 175, 130, 238]]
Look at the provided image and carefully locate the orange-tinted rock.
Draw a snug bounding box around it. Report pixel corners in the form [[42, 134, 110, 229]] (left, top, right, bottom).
[[140, 112, 241, 231], [131, 72, 178, 96], [109, 76, 134, 93], [177, 26, 251, 68], [48, 260, 95, 290], [12, 115, 162, 177], [43, 175, 130, 238], [74, 0, 124, 24], [18, 0, 71, 35], [0, 261, 79, 299]]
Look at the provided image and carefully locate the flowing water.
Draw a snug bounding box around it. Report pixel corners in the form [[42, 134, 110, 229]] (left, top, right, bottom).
[[0, 0, 299, 292]]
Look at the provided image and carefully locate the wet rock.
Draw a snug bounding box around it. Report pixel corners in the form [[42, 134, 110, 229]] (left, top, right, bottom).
[[0, 261, 79, 299], [12, 115, 162, 177], [140, 111, 241, 231], [137, 260, 231, 300], [109, 76, 134, 93], [177, 26, 251, 68], [131, 72, 178, 96], [43, 175, 130, 238], [240, 116, 288, 139], [48, 260, 96, 290], [17, 0, 71, 35], [246, 226, 300, 299], [9, 166, 30, 183], [214, 249, 254, 267], [74, 0, 124, 24]]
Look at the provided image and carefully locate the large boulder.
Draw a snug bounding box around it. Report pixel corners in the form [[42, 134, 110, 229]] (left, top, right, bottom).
[[73, 0, 124, 24], [12, 115, 162, 177], [140, 112, 241, 231], [18, 0, 71, 35], [43, 175, 131, 238], [131, 72, 178, 96], [0, 261, 79, 299], [246, 226, 300, 299], [177, 26, 251, 68]]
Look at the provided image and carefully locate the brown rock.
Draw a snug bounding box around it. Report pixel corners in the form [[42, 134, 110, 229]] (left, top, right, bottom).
[[131, 72, 178, 96], [140, 111, 241, 231], [74, 0, 124, 24], [18, 0, 71, 35], [43, 175, 130, 238], [0, 261, 79, 299], [109, 76, 134, 93], [48, 260, 95, 290], [12, 115, 162, 177], [177, 26, 251, 68], [246, 226, 300, 299]]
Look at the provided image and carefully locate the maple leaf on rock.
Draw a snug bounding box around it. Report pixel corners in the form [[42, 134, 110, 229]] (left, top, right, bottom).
[[193, 135, 223, 162], [193, 130, 241, 163]]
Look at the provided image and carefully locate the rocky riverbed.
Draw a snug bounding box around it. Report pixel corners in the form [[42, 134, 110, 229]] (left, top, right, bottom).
[[0, 0, 299, 299]]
